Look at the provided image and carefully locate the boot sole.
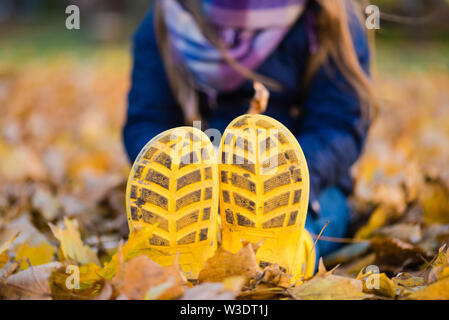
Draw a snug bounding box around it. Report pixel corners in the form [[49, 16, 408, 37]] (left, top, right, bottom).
[[219, 114, 312, 280], [125, 127, 218, 279]]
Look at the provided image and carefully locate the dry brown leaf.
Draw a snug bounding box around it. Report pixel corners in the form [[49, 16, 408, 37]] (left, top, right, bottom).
[[0, 260, 20, 283], [255, 264, 291, 289], [198, 243, 261, 284], [238, 264, 291, 300], [371, 237, 431, 269], [0, 216, 48, 250], [112, 255, 184, 300], [0, 261, 62, 299], [392, 272, 425, 296], [286, 258, 370, 300]]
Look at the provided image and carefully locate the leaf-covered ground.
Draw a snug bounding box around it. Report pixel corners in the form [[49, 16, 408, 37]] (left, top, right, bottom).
[[1, 40, 449, 300]]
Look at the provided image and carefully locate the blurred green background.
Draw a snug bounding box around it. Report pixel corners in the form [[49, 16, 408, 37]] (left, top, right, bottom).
[[0, 0, 448, 72]]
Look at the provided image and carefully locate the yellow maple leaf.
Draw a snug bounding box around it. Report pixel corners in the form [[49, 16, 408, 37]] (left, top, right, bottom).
[[49, 218, 99, 266], [15, 241, 56, 270], [355, 207, 389, 239], [101, 224, 162, 280]]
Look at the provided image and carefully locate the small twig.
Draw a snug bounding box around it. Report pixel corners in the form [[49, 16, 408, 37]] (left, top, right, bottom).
[[309, 234, 370, 244], [294, 221, 329, 286]]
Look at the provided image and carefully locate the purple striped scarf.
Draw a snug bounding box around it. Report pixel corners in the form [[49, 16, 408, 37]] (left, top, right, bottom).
[[161, 0, 307, 94]]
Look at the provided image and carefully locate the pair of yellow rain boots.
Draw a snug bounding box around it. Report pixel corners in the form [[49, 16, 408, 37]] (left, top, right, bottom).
[[125, 114, 315, 283]]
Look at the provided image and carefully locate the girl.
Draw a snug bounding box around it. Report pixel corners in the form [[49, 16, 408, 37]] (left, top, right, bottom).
[[123, 0, 373, 279]]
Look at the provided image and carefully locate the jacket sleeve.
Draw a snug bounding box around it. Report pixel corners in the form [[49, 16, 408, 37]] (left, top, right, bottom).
[[296, 12, 371, 209], [123, 9, 184, 162]]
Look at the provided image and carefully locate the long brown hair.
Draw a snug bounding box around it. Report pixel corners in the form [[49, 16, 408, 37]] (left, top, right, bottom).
[[154, 0, 374, 124]]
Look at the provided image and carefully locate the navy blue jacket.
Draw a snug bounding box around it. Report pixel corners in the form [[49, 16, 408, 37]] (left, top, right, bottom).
[[123, 6, 371, 207]]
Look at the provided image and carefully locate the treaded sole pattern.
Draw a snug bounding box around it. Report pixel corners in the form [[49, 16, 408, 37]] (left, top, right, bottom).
[[125, 127, 218, 279], [218, 114, 312, 281]]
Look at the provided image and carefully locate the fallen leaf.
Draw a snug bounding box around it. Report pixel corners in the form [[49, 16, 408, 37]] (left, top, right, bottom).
[[288, 273, 369, 300], [14, 241, 56, 270], [198, 243, 261, 284], [239, 264, 291, 300], [222, 276, 246, 295], [112, 255, 184, 300], [420, 181, 449, 225], [355, 207, 390, 239], [0, 260, 20, 283], [436, 266, 449, 281], [287, 259, 370, 300], [0, 261, 62, 299], [374, 223, 422, 244], [408, 277, 449, 300], [392, 272, 425, 295], [0, 233, 19, 255], [94, 281, 113, 300], [50, 262, 105, 300], [254, 264, 291, 289], [100, 224, 164, 280], [371, 237, 431, 269], [0, 216, 48, 249], [49, 218, 99, 266], [362, 273, 396, 298], [181, 282, 235, 300], [426, 245, 449, 283]]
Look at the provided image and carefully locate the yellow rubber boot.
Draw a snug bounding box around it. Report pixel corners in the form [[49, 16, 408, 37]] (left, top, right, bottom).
[[218, 114, 315, 282], [125, 127, 218, 280]]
